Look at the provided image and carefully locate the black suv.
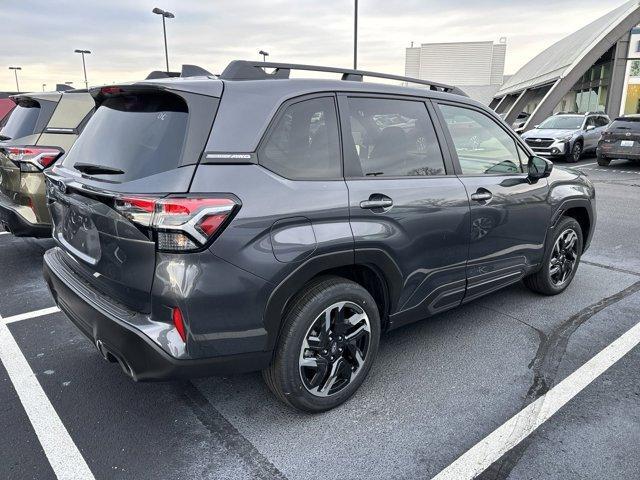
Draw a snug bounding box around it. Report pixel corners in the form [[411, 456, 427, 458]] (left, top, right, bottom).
[[43, 61, 596, 412]]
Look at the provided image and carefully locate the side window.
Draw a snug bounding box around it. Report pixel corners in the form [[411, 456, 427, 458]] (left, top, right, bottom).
[[345, 97, 446, 177], [259, 96, 341, 180], [596, 116, 609, 128], [438, 104, 523, 175], [585, 117, 597, 128]]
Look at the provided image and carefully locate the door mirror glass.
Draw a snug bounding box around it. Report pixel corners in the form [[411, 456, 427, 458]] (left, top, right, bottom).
[[528, 156, 553, 181], [586, 125, 596, 131]]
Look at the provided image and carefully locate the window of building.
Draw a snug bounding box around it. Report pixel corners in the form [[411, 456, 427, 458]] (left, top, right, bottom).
[[439, 104, 522, 175], [345, 97, 446, 177], [259, 96, 341, 180]]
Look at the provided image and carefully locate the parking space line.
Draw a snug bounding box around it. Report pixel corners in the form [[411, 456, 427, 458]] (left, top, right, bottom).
[[4, 306, 61, 324], [432, 319, 640, 480], [0, 231, 8, 235], [0, 314, 95, 480]]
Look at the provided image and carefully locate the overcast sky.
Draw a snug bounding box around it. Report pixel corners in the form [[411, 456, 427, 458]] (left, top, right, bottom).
[[0, 0, 630, 92]]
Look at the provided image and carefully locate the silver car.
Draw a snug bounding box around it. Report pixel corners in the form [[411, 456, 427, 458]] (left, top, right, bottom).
[[521, 112, 610, 162]]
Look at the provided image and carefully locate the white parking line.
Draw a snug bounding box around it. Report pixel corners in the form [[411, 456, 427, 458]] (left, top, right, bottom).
[[431, 320, 640, 480], [0, 231, 9, 235], [0, 314, 95, 480], [4, 306, 60, 324]]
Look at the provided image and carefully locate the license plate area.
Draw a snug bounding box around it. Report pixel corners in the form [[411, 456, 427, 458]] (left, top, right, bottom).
[[620, 140, 634, 147]]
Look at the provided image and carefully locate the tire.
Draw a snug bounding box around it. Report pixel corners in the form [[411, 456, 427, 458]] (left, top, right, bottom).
[[567, 141, 582, 163], [263, 276, 381, 413], [524, 217, 583, 296], [597, 151, 611, 166]]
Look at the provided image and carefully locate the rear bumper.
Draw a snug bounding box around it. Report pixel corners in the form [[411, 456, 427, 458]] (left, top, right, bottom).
[[43, 248, 271, 381], [0, 194, 51, 237], [597, 146, 640, 160]]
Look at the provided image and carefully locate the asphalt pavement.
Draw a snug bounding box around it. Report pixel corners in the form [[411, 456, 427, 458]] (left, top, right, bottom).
[[1, 155, 639, 480]]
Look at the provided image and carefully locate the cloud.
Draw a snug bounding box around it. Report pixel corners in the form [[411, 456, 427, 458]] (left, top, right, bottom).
[[0, 0, 630, 91]]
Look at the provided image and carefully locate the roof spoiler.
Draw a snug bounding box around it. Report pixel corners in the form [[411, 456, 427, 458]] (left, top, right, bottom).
[[145, 65, 214, 80], [56, 84, 74, 92], [218, 60, 467, 96]]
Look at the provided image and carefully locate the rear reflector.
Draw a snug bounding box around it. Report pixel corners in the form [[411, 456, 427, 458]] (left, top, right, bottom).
[[172, 307, 187, 343], [114, 196, 238, 252], [3, 146, 64, 171]]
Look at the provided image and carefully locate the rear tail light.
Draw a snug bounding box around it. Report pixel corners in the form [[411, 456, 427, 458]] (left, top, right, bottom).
[[3, 146, 64, 172], [114, 196, 238, 252]]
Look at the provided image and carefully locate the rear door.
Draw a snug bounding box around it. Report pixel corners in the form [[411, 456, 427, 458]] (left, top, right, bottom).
[[583, 116, 602, 150], [434, 101, 551, 302], [339, 94, 470, 326], [46, 88, 218, 313]]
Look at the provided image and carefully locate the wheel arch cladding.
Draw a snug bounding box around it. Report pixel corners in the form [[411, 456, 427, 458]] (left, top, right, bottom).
[[563, 207, 590, 251], [263, 254, 396, 354]]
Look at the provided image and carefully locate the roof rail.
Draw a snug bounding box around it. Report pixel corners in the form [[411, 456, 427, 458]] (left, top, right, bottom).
[[219, 60, 467, 96]]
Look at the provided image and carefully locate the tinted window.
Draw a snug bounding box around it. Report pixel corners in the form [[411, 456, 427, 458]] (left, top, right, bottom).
[[609, 118, 640, 131], [260, 97, 341, 180], [585, 117, 597, 128], [346, 97, 445, 177], [439, 104, 522, 175], [61, 93, 188, 182], [596, 116, 609, 128], [0, 101, 40, 140]]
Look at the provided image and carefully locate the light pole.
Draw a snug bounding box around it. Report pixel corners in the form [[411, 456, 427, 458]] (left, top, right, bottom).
[[353, 0, 358, 69], [74, 49, 91, 89], [8, 67, 21, 92], [42, 83, 46, 92], [259, 50, 269, 62], [152, 7, 175, 73]]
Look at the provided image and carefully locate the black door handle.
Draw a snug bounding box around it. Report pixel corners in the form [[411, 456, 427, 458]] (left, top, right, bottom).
[[471, 189, 492, 202], [360, 195, 393, 210]]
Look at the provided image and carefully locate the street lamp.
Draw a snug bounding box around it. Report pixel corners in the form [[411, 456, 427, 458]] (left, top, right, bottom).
[[353, 0, 358, 69], [259, 50, 269, 62], [152, 7, 175, 73], [42, 83, 46, 92], [8, 67, 21, 93], [74, 49, 91, 89]]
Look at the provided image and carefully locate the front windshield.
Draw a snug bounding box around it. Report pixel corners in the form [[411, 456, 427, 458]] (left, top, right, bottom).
[[537, 116, 583, 130]]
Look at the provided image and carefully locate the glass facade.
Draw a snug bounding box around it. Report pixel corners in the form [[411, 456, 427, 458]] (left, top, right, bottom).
[[553, 46, 614, 114], [621, 29, 640, 115]]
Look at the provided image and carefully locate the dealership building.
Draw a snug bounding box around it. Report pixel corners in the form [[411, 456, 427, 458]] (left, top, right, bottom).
[[492, 0, 640, 131]]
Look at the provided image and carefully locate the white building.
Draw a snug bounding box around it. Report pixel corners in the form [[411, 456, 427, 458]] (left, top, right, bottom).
[[405, 40, 507, 105]]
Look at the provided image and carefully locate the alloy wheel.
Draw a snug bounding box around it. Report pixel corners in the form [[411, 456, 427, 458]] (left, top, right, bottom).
[[549, 228, 579, 286], [299, 301, 371, 397], [572, 144, 582, 161]]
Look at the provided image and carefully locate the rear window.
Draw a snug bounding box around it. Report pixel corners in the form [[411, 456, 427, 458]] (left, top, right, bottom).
[[609, 118, 640, 132], [61, 93, 188, 182], [0, 101, 40, 140]]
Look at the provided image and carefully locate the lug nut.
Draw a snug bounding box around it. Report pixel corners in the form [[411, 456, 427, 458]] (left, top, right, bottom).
[[322, 349, 328, 355]]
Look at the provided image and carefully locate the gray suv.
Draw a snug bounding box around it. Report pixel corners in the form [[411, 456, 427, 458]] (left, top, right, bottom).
[[43, 61, 596, 412], [521, 112, 610, 162]]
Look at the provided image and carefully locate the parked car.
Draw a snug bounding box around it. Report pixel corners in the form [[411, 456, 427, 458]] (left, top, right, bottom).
[[0, 88, 94, 236], [596, 115, 640, 166], [520, 112, 610, 162], [43, 61, 596, 413]]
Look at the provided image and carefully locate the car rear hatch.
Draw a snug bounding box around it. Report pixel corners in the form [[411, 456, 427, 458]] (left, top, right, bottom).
[[0, 95, 61, 216], [46, 83, 222, 313], [601, 118, 640, 153]]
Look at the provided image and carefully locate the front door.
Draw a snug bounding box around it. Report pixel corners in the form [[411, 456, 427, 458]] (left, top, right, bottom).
[[435, 102, 552, 303], [339, 95, 470, 327]]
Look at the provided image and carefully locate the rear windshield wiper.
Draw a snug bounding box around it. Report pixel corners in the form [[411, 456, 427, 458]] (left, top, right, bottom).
[[0, 134, 11, 141], [74, 162, 125, 175]]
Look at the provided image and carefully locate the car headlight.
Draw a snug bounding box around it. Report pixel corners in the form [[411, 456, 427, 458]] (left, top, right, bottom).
[[557, 136, 572, 143]]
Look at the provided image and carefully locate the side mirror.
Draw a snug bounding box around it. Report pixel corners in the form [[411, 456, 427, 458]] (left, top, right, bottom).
[[586, 125, 596, 131], [528, 156, 553, 182]]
